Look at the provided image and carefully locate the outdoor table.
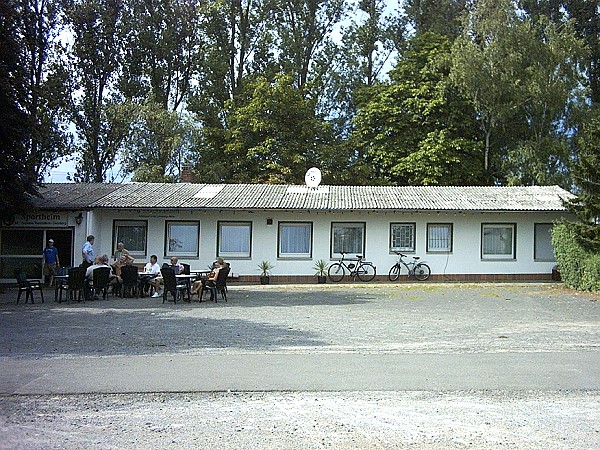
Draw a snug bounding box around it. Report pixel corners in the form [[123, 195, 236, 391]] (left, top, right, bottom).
[[189, 269, 211, 278]]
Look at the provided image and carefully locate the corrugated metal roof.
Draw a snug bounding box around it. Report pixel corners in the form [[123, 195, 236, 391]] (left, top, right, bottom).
[[33, 183, 573, 212]]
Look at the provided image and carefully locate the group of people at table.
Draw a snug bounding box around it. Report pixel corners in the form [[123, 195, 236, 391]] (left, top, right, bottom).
[[76, 235, 225, 300]]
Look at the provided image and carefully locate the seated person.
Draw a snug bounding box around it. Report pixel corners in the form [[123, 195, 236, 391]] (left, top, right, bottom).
[[85, 254, 110, 281], [211, 257, 225, 270], [112, 243, 134, 277], [142, 255, 163, 298], [191, 259, 224, 299], [85, 254, 111, 299], [144, 255, 161, 275], [111, 254, 134, 279], [169, 256, 185, 274]]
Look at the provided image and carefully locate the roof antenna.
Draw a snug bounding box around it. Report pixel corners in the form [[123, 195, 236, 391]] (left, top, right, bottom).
[[304, 167, 321, 190]]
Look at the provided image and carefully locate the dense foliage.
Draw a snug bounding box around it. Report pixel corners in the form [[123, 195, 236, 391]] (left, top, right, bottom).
[[0, 0, 39, 220], [552, 223, 600, 292], [564, 113, 600, 252], [1, 0, 599, 193]]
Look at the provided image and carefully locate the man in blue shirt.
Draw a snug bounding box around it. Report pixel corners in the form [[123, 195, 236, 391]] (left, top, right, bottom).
[[82, 235, 95, 268], [43, 239, 60, 286]]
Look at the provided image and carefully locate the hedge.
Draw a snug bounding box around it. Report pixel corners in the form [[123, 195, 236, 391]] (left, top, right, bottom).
[[551, 223, 600, 291]]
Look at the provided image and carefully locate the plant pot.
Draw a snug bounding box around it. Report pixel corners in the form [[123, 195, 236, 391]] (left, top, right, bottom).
[[260, 276, 270, 285], [317, 275, 327, 284]]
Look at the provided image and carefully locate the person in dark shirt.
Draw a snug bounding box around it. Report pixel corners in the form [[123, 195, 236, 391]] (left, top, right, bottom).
[[42, 239, 60, 286]]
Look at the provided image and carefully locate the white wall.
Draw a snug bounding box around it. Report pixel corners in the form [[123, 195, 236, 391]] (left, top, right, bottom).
[[86, 208, 566, 277]]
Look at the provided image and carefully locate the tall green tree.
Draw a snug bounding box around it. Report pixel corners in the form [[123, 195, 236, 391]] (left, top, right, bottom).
[[502, 17, 585, 186], [120, 0, 203, 111], [224, 73, 336, 184], [115, 0, 206, 181], [15, 0, 71, 179], [351, 32, 484, 186], [0, 0, 38, 220], [402, 0, 467, 39], [450, 0, 526, 177], [121, 100, 190, 182], [328, 0, 397, 136], [274, 0, 346, 97], [451, 0, 586, 185], [565, 112, 600, 251], [63, 0, 129, 182], [520, 0, 600, 106], [186, 0, 278, 180]]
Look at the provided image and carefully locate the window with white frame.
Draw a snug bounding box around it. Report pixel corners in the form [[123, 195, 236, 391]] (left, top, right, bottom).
[[481, 223, 516, 259], [427, 223, 452, 252], [278, 222, 312, 258], [114, 220, 147, 256], [218, 221, 251, 258], [534, 223, 555, 261], [165, 221, 199, 257], [331, 222, 365, 258], [390, 223, 416, 253]]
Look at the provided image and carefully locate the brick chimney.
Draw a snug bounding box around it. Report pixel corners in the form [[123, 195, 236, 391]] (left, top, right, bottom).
[[180, 164, 196, 183]]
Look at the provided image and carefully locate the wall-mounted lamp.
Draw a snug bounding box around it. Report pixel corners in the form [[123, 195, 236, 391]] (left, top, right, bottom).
[[75, 212, 83, 225]]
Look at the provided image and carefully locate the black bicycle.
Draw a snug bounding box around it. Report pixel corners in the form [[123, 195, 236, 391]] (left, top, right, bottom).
[[328, 252, 376, 282], [388, 252, 431, 281]]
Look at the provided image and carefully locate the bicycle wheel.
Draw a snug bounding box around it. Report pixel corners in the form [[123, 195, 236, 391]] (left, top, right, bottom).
[[357, 263, 376, 282], [414, 263, 431, 281], [388, 264, 401, 282], [328, 263, 345, 282]]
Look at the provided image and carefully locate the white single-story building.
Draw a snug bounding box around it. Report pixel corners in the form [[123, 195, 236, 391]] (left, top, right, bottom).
[[0, 183, 574, 283]]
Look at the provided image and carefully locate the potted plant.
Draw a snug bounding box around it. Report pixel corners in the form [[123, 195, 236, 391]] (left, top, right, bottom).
[[258, 260, 274, 285], [313, 259, 329, 284]]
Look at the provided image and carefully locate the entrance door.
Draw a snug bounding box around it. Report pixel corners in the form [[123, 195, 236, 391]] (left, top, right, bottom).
[[46, 229, 73, 267]]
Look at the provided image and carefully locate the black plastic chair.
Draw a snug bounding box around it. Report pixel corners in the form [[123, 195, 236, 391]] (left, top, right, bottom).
[[181, 263, 190, 275], [54, 266, 71, 301], [57, 267, 86, 302], [89, 267, 111, 300], [160, 267, 187, 304], [14, 268, 44, 304], [120, 265, 139, 298], [201, 266, 230, 303]]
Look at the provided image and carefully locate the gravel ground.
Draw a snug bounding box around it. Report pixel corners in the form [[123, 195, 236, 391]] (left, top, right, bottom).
[[2, 391, 599, 449], [0, 282, 599, 449]]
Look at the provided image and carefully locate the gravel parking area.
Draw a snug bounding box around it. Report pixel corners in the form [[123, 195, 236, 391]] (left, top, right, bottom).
[[0, 282, 599, 449]]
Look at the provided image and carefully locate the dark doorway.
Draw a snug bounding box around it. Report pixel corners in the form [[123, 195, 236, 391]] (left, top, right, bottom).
[[46, 229, 73, 267]]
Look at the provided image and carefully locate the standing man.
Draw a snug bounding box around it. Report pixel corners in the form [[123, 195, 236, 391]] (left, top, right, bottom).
[[82, 235, 95, 269], [42, 239, 60, 286]]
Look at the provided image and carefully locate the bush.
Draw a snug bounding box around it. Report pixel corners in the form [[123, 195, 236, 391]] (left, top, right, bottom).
[[552, 223, 600, 291]]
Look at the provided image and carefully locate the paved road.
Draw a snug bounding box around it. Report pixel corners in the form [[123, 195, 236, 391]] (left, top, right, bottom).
[[1, 282, 599, 449]]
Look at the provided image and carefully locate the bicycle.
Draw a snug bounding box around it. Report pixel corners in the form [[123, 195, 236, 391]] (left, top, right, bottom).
[[328, 252, 376, 282], [388, 252, 431, 281]]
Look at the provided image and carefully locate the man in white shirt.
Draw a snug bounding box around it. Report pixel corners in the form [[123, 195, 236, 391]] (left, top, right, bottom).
[[84, 254, 110, 300], [144, 255, 161, 275], [142, 255, 162, 298], [85, 254, 110, 280]]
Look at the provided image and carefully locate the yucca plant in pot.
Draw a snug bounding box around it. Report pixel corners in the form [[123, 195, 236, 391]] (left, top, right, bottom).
[[258, 260, 274, 285], [313, 259, 329, 284]]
